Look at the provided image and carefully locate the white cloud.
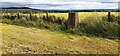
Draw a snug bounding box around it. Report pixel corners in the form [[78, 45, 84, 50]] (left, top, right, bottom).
[[1, 0, 120, 3], [29, 2, 118, 10], [26, 0, 120, 4], [1, 0, 119, 10], [2, 0, 27, 2]]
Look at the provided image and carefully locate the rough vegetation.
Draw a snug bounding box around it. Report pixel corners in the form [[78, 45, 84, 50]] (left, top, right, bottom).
[[1, 23, 119, 54], [1, 9, 120, 54], [1, 12, 120, 39]]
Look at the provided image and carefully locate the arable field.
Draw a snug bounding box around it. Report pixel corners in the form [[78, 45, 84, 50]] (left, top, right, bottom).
[[1, 23, 119, 54]]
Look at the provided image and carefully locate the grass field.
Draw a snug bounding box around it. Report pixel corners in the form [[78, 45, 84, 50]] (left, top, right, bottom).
[[1, 11, 120, 54], [1, 23, 119, 54]]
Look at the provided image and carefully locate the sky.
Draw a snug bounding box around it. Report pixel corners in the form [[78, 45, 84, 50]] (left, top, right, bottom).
[[1, 0, 120, 10]]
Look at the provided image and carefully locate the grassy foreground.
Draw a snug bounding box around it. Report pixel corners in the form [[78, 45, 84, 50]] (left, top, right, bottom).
[[1, 23, 119, 54]]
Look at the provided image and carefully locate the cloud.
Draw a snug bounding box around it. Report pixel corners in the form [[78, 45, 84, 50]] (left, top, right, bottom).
[[25, 0, 120, 4], [2, 0, 27, 2], [28, 1, 118, 10], [1, 0, 120, 3], [1, 0, 119, 10]]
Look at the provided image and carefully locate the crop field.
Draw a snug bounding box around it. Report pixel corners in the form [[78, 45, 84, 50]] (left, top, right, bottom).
[[1, 9, 120, 54]]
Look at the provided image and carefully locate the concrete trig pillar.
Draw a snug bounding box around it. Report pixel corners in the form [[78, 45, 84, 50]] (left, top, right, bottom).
[[68, 12, 79, 28]]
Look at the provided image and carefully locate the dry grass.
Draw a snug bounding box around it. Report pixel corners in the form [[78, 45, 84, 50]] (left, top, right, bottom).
[[1, 23, 119, 54]]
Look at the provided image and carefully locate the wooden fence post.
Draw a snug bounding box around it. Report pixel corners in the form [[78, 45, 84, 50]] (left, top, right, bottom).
[[30, 13, 32, 20], [68, 12, 79, 28], [46, 12, 48, 20], [17, 13, 20, 19], [108, 11, 111, 22]]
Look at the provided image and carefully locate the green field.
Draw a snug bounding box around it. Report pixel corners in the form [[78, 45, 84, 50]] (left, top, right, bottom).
[[1, 23, 119, 54]]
